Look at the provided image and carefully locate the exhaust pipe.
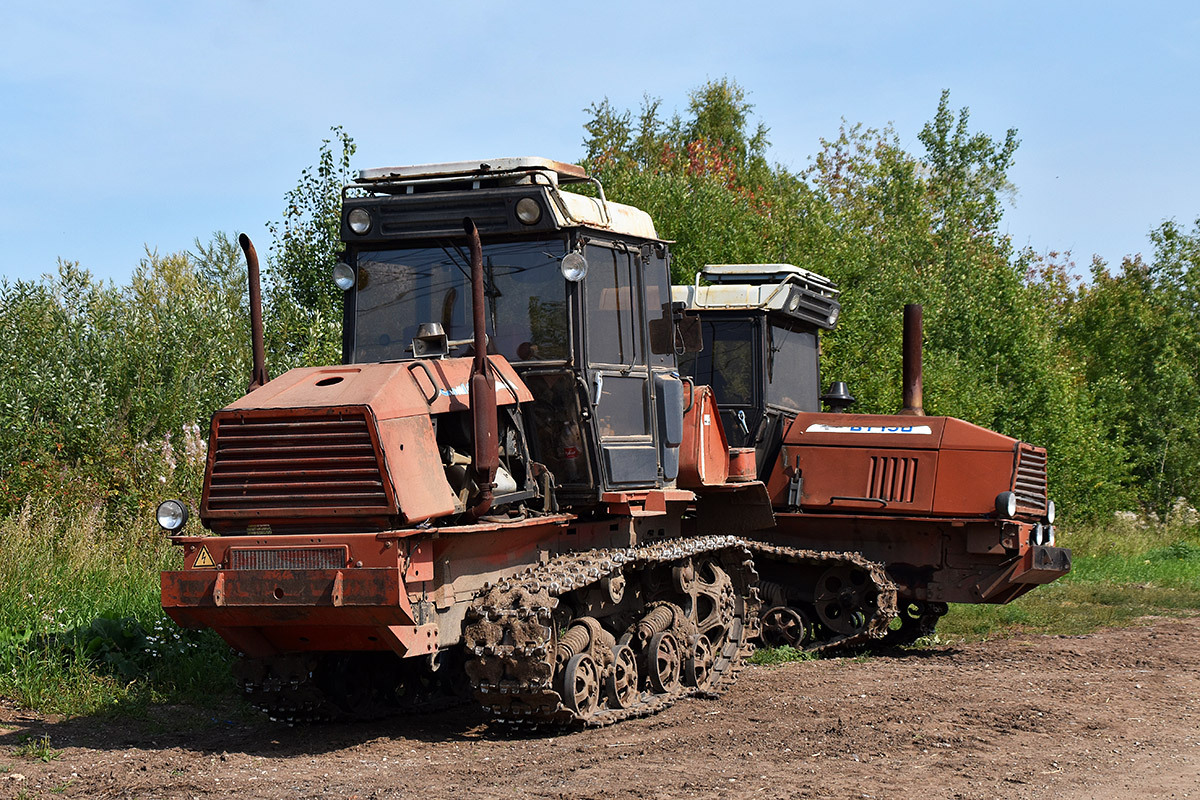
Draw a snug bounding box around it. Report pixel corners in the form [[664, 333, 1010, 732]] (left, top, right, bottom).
[[464, 218, 498, 517], [239, 234, 270, 393], [899, 303, 924, 416]]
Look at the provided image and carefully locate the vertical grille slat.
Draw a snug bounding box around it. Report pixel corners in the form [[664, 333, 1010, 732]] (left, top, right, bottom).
[[868, 456, 918, 503], [205, 412, 391, 514]]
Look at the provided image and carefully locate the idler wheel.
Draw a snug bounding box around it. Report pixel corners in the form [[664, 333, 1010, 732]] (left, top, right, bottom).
[[761, 605, 810, 649], [814, 566, 871, 636], [559, 653, 601, 717], [646, 631, 681, 694], [684, 634, 714, 689], [606, 644, 639, 709]]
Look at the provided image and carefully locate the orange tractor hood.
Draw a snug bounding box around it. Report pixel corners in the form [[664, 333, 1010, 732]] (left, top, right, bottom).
[[786, 413, 1018, 452], [227, 357, 531, 419], [202, 357, 531, 531], [771, 412, 1043, 518]]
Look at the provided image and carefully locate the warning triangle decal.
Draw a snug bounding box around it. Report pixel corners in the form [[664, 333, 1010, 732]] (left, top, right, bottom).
[[193, 545, 216, 569]]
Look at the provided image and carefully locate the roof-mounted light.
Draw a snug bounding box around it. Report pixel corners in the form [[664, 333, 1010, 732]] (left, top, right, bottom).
[[515, 197, 542, 225], [347, 208, 372, 235]]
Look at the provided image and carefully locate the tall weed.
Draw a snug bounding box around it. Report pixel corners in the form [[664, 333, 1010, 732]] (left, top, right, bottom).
[[0, 500, 231, 714], [1060, 499, 1200, 558]]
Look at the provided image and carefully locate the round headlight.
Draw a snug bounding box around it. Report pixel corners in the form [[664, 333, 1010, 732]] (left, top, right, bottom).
[[827, 306, 841, 327], [995, 491, 1017, 518], [347, 208, 372, 235], [1047, 525, 1056, 546], [1046, 499, 1056, 524], [515, 197, 542, 225], [561, 252, 588, 282], [333, 262, 355, 291], [1032, 522, 1045, 546], [156, 499, 189, 533]]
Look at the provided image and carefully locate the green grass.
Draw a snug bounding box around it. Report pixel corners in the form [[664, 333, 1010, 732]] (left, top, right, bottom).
[[12, 734, 60, 763], [748, 645, 816, 666], [0, 499, 234, 716], [930, 514, 1200, 643]]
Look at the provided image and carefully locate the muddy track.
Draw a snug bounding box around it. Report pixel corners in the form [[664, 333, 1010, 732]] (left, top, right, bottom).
[[2, 616, 1198, 799]]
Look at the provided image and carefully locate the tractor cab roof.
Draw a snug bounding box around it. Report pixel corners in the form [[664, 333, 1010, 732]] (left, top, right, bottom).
[[672, 264, 842, 330], [347, 157, 659, 241]]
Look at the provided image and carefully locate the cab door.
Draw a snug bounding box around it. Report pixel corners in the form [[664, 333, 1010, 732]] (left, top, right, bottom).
[[582, 242, 659, 488]]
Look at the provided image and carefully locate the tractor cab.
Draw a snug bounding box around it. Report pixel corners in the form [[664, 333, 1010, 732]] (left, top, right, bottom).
[[673, 264, 841, 477], [337, 158, 688, 508]]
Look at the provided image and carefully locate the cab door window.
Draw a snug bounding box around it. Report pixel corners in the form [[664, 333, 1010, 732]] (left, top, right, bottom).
[[584, 243, 657, 485], [585, 245, 642, 369]]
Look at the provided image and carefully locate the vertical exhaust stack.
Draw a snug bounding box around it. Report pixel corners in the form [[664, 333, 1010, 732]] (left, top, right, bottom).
[[899, 303, 925, 416], [464, 218, 498, 517], [239, 234, 270, 393]]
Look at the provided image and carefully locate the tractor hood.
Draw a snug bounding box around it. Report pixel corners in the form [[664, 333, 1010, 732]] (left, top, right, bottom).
[[771, 412, 1048, 519], [226, 358, 531, 418], [786, 413, 1017, 452], [201, 357, 531, 534]]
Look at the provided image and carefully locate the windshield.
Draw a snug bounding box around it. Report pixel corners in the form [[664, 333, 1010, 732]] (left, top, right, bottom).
[[351, 240, 568, 364]]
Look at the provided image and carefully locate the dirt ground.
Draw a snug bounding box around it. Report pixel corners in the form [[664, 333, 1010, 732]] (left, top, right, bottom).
[[2, 616, 1197, 800]]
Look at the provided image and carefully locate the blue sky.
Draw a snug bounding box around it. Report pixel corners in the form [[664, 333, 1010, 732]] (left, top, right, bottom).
[[2, 1, 1197, 284]]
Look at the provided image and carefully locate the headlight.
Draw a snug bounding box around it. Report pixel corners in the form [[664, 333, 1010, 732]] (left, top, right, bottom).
[[1047, 525, 1056, 546], [1032, 523, 1045, 546], [332, 262, 355, 291], [561, 252, 588, 282], [827, 305, 840, 327], [995, 491, 1017, 518], [515, 197, 542, 225], [347, 208, 372, 235], [156, 500, 189, 533], [1046, 499, 1056, 524]]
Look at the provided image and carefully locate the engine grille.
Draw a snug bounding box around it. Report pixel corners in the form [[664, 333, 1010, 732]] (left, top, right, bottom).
[[205, 412, 391, 516], [1013, 445, 1048, 514], [229, 546, 348, 571], [376, 192, 517, 238], [867, 456, 918, 503]]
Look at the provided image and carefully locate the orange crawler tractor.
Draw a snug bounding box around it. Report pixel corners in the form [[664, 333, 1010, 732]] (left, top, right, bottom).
[[158, 157, 1070, 727]]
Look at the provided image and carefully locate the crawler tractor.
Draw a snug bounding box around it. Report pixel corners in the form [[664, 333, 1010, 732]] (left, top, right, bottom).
[[159, 157, 1070, 727], [673, 266, 1071, 648]]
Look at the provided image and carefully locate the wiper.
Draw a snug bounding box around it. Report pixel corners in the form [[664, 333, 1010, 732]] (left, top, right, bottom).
[[439, 242, 472, 281]]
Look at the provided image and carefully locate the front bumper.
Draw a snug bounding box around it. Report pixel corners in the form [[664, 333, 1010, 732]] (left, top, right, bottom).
[[161, 566, 436, 658]]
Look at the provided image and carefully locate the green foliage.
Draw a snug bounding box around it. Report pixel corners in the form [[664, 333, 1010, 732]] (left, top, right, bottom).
[[266, 125, 357, 369], [0, 501, 233, 714], [581, 82, 1132, 517], [581, 79, 797, 285], [0, 245, 246, 519], [934, 514, 1200, 643], [13, 734, 60, 763], [1058, 220, 1200, 515], [748, 645, 815, 666]]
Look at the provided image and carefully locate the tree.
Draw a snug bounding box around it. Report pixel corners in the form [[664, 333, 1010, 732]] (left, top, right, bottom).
[[578, 83, 1132, 517], [1063, 219, 1200, 514], [266, 126, 357, 369]]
